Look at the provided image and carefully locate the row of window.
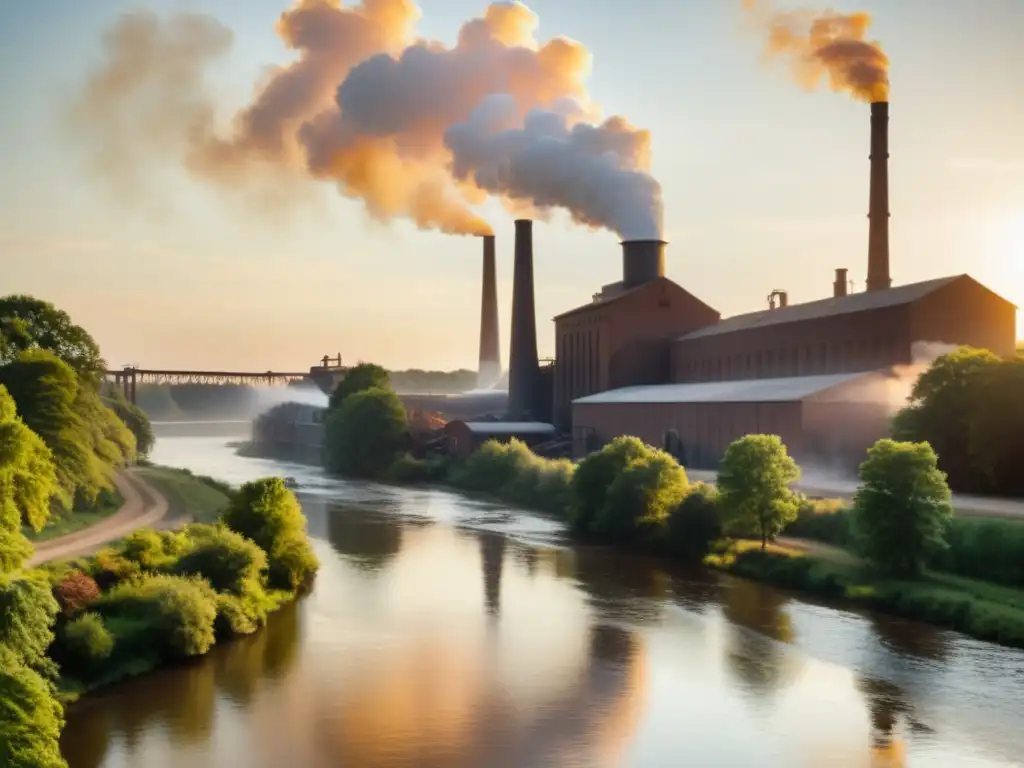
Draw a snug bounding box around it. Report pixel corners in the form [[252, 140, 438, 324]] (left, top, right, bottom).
[[676, 337, 901, 381]]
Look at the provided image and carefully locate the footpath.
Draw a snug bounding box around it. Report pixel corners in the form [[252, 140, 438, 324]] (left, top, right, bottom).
[[29, 470, 170, 566]]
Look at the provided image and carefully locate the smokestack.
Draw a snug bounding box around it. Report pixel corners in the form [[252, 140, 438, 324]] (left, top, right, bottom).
[[834, 268, 849, 297], [507, 219, 539, 420], [477, 235, 501, 389], [867, 101, 891, 292], [621, 240, 666, 289]]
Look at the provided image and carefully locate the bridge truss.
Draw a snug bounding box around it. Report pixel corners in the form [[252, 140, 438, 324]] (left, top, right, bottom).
[[105, 368, 312, 404]]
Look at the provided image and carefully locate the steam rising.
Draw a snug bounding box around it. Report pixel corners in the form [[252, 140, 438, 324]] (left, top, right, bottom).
[[742, 0, 890, 103], [67, 0, 662, 238]]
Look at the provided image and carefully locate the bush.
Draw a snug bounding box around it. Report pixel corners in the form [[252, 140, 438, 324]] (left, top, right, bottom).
[[87, 547, 143, 589], [592, 453, 689, 545], [324, 387, 408, 478], [666, 483, 722, 560], [0, 572, 60, 677], [0, 646, 66, 768], [97, 574, 218, 659], [571, 437, 658, 535], [932, 517, 1024, 588], [853, 439, 952, 576], [52, 571, 100, 618], [60, 612, 114, 673], [172, 524, 267, 596], [784, 498, 853, 548], [120, 529, 191, 572], [222, 478, 319, 591], [213, 592, 270, 638], [447, 439, 534, 493], [384, 454, 449, 485]]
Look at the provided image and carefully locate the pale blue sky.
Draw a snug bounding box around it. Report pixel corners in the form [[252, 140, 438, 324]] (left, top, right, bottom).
[[2, 0, 1022, 371]]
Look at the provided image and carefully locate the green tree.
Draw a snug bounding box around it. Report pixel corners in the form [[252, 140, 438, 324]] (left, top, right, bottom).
[[892, 346, 1001, 492], [0, 294, 105, 387], [666, 483, 722, 560], [0, 385, 58, 570], [592, 453, 689, 544], [104, 393, 154, 457], [222, 478, 319, 590], [0, 573, 61, 678], [717, 434, 801, 550], [570, 436, 656, 535], [852, 439, 952, 576], [328, 362, 390, 411], [967, 359, 1024, 495], [324, 387, 408, 478], [0, 646, 67, 768]]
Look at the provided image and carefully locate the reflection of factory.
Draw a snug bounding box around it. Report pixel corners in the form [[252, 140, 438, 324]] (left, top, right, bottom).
[[481, 101, 1017, 466]]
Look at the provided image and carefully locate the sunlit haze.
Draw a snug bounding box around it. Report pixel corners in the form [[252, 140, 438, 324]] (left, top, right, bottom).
[[1, 0, 1021, 372]]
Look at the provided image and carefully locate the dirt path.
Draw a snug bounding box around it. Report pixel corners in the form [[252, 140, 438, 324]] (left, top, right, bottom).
[[29, 469, 170, 567]]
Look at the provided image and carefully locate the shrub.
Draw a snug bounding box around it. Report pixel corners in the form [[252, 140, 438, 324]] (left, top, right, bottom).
[[120, 529, 191, 571], [214, 593, 269, 638], [853, 439, 952, 576], [173, 524, 267, 596], [222, 478, 319, 591], [784, 498, 853, 548], [324, 387, 408, 478], [385, 454, 449, 485], [88, 547, 143, 590], [447, 439, 534, 494], [60, 612, 114, 673], [717, 434, 801, 550], [570, 437, 657, 535], [52, 571, 100, 618], [931, 517, 1024, 588], [0, 572, 60, 677], [666, 483, 722, 560], [97, 574, 218, 659], [592, 453, 689, 545]]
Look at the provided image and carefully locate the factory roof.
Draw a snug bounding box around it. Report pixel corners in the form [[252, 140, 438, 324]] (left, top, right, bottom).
[[553, 276, 718, 321], [676, 275, 966, 341], [452, 421, 556, 435], [572, 372, 872, 405]]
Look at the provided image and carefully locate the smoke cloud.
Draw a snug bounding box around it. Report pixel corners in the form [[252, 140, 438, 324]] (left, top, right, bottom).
[[742, 0, 890, 103], [68, 0, 662, 238]]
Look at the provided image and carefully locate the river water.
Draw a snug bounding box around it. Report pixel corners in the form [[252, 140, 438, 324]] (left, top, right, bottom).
[[60, 429, 1024, 768]]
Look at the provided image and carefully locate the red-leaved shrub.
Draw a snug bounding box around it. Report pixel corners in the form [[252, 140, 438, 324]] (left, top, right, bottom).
[[53, 571, 100, 617]]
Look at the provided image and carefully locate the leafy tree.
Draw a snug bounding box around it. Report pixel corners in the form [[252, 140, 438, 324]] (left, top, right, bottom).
[[52, 571, 100, 618], [324, 387, 408, 478], [0, 385, 58, 570], [0, 573, 61, 679], [0, 294, 105, 386], [103, 393, 154, 456], [852, 439, 953, 576], [666, 483, 722, 560], [892, 346, 1001, 492], [717, 434, 801, 550], [570, 436, 656, 535], [966, 359, 1024, 496], [222, 478, 319, 590], [328, 362, 390, 411], [592, 453, 689, 544], [0, 646, 67, 768]]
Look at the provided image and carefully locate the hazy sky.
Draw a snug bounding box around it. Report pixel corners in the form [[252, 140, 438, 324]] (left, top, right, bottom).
[[1, 0, 1021, 372]]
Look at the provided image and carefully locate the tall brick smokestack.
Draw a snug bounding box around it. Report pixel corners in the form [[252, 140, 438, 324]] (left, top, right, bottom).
[[477, 235, 501, 389], [867, 101, 891, 292], [507, 219, 539, 420]]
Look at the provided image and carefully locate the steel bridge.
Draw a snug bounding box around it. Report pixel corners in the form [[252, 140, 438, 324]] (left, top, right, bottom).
[[105, 355, 345, 404]]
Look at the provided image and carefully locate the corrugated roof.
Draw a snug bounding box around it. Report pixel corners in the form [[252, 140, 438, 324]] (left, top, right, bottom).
[[457, 422, 556, 435], [572, 372, 870, 405], [677, 275, 964, 341]]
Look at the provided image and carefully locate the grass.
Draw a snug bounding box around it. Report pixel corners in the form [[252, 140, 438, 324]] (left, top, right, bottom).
[[706, 539, 1024, 648], [134, 465, 233, 523], [24, 491, 124, 543]]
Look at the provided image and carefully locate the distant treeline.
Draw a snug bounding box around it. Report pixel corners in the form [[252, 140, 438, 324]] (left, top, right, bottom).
[[136, 369, 479, 420]]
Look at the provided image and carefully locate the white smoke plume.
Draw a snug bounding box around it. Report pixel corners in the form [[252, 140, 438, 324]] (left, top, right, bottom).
[[444, 95, 662, 240]]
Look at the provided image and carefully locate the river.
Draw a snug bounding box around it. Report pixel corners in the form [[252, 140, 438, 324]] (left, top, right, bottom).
[[60, 427, 1024, 768]]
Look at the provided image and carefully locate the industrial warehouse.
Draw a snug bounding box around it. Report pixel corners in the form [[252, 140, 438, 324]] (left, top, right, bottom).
[[483, 101, 1017, 468]]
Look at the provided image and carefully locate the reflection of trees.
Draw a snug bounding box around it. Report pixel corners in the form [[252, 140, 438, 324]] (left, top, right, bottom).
[[721, 579, 800, 701], [60, 603, 303, 767], [325, 506, 404, 573], [479, 533, 506, 618], [857, 676, 911, 768], [869, 614, 950, 663], [567, 546, 670, 625]]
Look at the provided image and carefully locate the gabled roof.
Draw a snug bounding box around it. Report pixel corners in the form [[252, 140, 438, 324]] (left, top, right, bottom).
[[572, 372, 871, 405], [677, 275, 966, 342], [554, 276, 720, 321]]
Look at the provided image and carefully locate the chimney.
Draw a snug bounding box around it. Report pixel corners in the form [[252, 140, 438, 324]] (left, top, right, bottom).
[[834, 268, 849, 297], [621, 240, 666, 289], [866, 101, 891, 292], [477, 235, 501, 389], [507, 219, 539, 420]]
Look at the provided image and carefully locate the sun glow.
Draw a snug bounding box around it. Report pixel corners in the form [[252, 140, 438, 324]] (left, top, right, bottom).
[[992, 211, 1024, 341]]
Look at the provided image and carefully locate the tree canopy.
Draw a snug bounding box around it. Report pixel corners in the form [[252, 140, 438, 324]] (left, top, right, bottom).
[[0, 295, 105, 387], [324, 387, 409, 478], [717, 434, 801, 550], [328, 363, 390, 411], [852, 439, 952, 576]]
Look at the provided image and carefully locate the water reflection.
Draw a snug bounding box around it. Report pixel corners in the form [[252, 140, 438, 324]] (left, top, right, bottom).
[[63, 435, 1024, 768]]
